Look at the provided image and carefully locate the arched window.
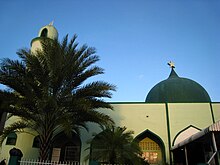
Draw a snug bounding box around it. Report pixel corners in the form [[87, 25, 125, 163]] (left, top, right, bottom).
[[40, 28, 48, 37], [139, 137, 161, 164], [6, 132, 17, 145], [135, 129, 166, 165], [32, 135, 40, 148]]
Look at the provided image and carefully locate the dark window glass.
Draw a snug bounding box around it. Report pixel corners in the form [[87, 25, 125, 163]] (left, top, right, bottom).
[[32, 135, 40, 148], [6, 132, 17, 145], [40, 28, 48, 37]]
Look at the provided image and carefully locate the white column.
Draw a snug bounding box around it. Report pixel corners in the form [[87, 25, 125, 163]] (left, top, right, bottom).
[[184, 146, 188, 165]]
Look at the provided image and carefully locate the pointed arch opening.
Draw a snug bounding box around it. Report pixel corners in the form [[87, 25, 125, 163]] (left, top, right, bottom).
[[52, 132, 81, 162], [172, 125, 201, 146], [89, 131, 106, 164], [32, 135, 40, 148], [135, 129, 166, 165], [6, 132, 17, 145], [40, 28, 48, 37]]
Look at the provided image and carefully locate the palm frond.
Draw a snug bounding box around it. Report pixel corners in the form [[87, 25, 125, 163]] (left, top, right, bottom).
[[0, 121, 29, 144], [75, 81, 116, 99]]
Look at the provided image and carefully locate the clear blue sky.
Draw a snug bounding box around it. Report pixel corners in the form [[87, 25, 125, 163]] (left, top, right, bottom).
[[0, 0, 219, 102]]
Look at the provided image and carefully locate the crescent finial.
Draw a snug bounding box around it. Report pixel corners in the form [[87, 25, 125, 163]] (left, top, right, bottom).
[[49, 21, 54, 26], [168, 61, 175, 69]]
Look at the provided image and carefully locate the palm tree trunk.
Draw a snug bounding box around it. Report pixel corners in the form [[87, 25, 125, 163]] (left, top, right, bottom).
[[39, 117, 54, 161], [109, 151, 116, 164], [39, 132, 53, 161]]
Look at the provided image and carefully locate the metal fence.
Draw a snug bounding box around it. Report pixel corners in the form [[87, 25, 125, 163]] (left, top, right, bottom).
[[18, 160, 129, 165], [19, 160, 84, 165]]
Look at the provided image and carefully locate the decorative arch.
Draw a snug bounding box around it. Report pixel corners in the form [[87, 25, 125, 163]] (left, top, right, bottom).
[[172, 125, 201, 146], [52, 132, 81, 162], [135, 129, 166, 165]]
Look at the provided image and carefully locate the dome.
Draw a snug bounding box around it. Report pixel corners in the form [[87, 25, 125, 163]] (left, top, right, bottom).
[[38, 22, 58, 40], [145, 68, 211, 103], [31, 22, 58, 53]]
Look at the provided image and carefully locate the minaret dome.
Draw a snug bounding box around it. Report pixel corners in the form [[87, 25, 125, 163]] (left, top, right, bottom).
[[38, 22, 58, 40], [31, 22, 58, 53]]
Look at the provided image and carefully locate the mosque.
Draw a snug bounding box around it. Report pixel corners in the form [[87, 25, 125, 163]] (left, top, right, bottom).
[[0, 23, 219, 165]]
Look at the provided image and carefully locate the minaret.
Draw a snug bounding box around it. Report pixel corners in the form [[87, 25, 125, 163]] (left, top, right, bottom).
[[31, 22, 58, 53]]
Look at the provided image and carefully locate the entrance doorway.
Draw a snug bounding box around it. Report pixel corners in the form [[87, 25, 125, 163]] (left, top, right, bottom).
[[52, 132, 81, 162], [139, 137, 162, 164], [135, 129, 166, 165]]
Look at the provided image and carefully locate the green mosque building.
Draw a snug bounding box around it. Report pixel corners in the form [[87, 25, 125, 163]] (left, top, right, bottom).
[[0, 24, 219, 165]]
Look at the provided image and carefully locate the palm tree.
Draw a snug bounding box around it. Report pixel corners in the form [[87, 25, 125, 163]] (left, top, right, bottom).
[[0, 35, 116, 160], [89, 126, 149, 165]]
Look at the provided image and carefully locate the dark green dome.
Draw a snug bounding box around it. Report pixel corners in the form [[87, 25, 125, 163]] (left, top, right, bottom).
[[145, 69, 211, 103]]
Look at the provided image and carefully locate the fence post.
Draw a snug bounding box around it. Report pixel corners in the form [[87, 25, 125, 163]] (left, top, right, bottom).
[[8, 148, 23, 165]]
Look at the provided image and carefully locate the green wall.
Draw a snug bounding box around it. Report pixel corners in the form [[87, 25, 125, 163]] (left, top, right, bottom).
[[1, 102, 220, 165]]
